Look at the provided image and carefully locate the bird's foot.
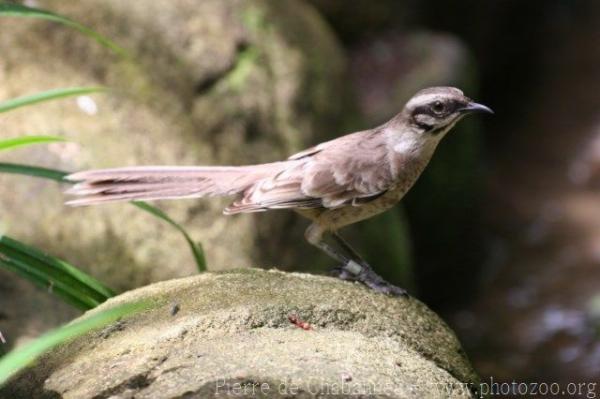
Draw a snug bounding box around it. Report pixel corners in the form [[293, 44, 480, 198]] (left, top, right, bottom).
[[362, 276, 408, 297], [331, 260, 408, 297], [330, 266, 358, 281]]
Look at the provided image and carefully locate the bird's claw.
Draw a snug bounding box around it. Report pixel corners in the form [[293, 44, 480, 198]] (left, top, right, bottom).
[[329, 266, 358, 281], [331, 260, 409, 297], [363, 279, 408, 297]]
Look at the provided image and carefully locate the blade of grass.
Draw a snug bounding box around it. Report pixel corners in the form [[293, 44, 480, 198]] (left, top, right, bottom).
[[0, 252, 101, 309], [0, 300, 151, 386], [0, 236, 115, 300], [0, 257, 96, 310], [0, 3, 127, 56], [0, 86, 107, 114], [0, 236, 114, 309], [0, 163, 67, 182], [0, 136, 65, 152], [132, 201, 207, 272], [0, 165, 207, 272]]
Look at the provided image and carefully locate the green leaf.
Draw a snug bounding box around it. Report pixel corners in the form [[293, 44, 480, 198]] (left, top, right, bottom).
[[0, 235, 115, 310], [0, 165, 113, 309], [0, 86, 107, 114], [0, 255, 95, 310], [0, 163, 67, 182], [0, 136, 65, 152], [132, 201, 207, 272], [0, 165, 208, 273], [0, 300, 150, 386], [0, 3, 127, 56]]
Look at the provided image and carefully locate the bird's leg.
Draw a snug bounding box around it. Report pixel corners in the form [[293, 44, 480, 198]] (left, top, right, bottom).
[[328, 232, 366, 280], [305, 224, 407, 297], [331, 232, 407, 297], [304, 224, 356, 280], [331, 232, 365, 263]]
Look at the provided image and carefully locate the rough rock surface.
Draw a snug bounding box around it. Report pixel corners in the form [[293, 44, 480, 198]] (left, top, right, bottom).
[[2, 269, 479, 398]]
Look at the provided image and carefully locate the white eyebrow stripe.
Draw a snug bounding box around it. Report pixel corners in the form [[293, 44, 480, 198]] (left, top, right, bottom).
[[406, 88, 465, 109], [406, 93, 443, 108]]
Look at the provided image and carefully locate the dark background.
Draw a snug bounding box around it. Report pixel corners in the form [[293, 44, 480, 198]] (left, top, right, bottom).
[[310, 0, 600, 386]]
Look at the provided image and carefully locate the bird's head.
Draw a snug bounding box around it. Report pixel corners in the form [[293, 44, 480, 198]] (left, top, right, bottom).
[[402, 86, 493, 138]]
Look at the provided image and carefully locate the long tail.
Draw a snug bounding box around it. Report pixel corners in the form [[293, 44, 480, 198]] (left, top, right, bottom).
[[65, 163, 284, 206]]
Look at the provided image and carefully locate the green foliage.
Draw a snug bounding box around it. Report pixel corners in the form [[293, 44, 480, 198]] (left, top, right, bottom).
[[132, 202, 207, 272], [0, 235, 115, 310], [0, 87, 107, 114], [0, 3, 126, 56], [0, 136, 65, 151], [225, 46, 260, 90], [0, 300, 151, 386], [0, 138, 115, 310], [0, 162, 68, 182]]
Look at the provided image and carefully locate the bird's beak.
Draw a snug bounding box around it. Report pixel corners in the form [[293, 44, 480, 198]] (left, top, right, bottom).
[[461, 102, 494, 115]]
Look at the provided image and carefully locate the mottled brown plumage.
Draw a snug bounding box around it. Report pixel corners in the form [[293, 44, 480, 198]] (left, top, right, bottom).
[[66, 86, 492, 296]]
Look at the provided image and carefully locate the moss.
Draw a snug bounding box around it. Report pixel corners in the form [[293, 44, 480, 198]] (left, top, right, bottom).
[[242, 3, 269, 34], [224, 46, 261, 91]]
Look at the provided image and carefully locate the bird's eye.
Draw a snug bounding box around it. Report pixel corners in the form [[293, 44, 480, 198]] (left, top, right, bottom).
[[431, 101, 445, 114]]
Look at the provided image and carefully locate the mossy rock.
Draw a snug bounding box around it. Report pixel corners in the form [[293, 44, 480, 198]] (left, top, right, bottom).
[[2, 269, 479, 398]]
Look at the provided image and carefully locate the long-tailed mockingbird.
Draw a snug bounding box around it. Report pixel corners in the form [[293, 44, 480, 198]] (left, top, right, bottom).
[[66, 86, 492, 296]]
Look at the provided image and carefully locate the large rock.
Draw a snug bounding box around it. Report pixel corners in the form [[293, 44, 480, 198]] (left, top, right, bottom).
[[2, 269, 479, 398]]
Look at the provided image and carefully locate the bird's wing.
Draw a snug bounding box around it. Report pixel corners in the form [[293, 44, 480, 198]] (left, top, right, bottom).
[[225, 130, 393, 213]]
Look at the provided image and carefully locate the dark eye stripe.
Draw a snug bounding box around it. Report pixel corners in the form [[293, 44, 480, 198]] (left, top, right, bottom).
[[411, 99, 465, 133], [412, 100, 463, 118], [413, 104, 435, 117]]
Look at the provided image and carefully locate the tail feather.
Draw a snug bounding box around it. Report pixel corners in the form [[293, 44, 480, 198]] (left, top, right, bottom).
[[65, 182, 205, 196], [65, 164, 284, 206]]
